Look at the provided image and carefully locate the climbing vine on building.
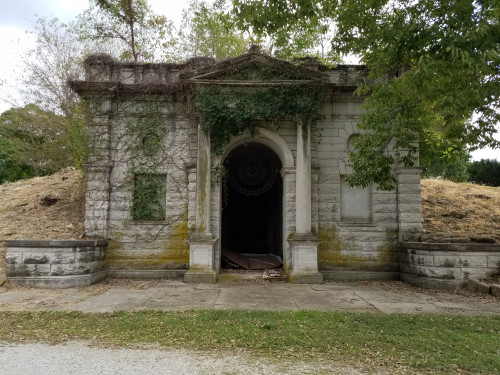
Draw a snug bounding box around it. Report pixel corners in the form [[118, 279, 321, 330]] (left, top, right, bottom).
[[195, 84, 324, 155], [126, 100, 167, 158], [132, 173, 166, 221]]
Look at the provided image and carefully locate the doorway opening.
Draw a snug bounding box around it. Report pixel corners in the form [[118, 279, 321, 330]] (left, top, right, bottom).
[[221, 143, 283, 271]]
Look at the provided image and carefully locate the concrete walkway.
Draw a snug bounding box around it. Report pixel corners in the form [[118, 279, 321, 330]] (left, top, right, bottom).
[[0, 280, 499, 315]]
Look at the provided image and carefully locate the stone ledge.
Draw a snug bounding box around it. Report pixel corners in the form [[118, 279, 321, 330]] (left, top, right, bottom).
[[107, 269, 186, 279], [8, 271, 106, 289], [4, 240, 108, 248], [322, 270, 399, 282], [400, 242, 500, 252], [184, 270, 216, 284], [400, 273, 463, 290], [289, 272, 323, 284]]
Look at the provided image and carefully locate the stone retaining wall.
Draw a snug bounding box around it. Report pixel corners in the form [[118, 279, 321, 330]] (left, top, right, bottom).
[[400, 242, 500, 290], [5, 240, 108, 288]]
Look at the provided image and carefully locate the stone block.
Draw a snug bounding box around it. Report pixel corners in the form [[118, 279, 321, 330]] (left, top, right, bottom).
[[51, 264, 91, 276], [398, 203, 422, 214], [373, 204, 397, 214], [397, 173, 421, 184], [468, 279, 491, 294], [397, 184, 421, 194], [487, 256, 500, 269], [5, 253, 21, 264], [8, 264, 50, 277], [372, 212, 397, 222], [372, 194, 397, 205], [333, 102, 347, 116], [91, 261, 106, 273], [399, 252, 409, 263], [49, 252, 76, 264], [409, 254, 434, 266], [491, 284, 500, 297], [399, 223, 424, 233], [433, 256, 458, 268], [185, 270, 216, 283], [399, 213, 423, 223], [397, 193, 422, 204], [75, 251, 95, 263], [418, 266, 460, 280], [23, 254, 49, 264], [458, 255, 488, 268], [289, 272, 323, 284], [461, 267, 495, 281]]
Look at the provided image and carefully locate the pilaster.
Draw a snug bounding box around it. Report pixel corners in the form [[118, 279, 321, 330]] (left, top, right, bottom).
[[185, 122, 216, 283], [290, 120, 322, 283]]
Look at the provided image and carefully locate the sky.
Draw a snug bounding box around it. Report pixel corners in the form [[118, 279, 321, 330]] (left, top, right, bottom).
[[0, 0, 189, 112], [0, 0, 498, 161]]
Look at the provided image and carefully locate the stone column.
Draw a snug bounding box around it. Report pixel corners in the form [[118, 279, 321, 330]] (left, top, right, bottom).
[[396, 167, 423, 242], [288, 120, 323, 283], [296, 121, 312, 233], [184, 122, 217, 283]]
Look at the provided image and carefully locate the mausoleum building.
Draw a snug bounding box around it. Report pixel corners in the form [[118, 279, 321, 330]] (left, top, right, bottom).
[[70, 48, 424, 284]]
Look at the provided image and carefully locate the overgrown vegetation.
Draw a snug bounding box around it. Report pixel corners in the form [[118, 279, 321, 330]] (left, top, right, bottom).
[[234, 0, 500, 189], [195, 83, 324, 154], [468, 159, 500, 187], [0, 105, 73, 184], [0, 310, 498, 374], [132, 174, 166, 221]]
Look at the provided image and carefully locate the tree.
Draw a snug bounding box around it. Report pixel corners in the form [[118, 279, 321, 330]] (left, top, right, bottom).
[[77, 0, 177, 62], [19, 17, 83, 118], [233, 0, 500, 189], [420, 138, 470, 182], [468, 159, 500, 186], [0, 105, 73, 183], [179, 0, 248, 60]]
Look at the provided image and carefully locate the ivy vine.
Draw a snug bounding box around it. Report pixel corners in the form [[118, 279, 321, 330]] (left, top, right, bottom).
[[126, 100, 167, 158], [195, 84, 324, 155], [132, 173, 166, 221]]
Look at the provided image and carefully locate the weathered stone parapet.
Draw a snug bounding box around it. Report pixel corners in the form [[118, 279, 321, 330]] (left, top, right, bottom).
[[400, 242, 500, 290], [5, 240, 108, 288]]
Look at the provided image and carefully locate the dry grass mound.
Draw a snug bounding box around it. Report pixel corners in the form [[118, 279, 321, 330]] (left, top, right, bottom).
[[0, 169, 85, 283], [421, 178, 500, 243]]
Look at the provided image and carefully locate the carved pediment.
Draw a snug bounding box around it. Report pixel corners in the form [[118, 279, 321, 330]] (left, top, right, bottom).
[[183, 51, 327, 85]]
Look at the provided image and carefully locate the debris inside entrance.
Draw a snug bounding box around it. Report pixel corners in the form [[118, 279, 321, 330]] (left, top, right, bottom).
[[262, 269, 286, 280], [222, 249, 282, 270]]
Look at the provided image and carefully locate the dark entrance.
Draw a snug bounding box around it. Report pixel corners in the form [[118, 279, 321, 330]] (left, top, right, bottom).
[[222, 143, 283, 268]]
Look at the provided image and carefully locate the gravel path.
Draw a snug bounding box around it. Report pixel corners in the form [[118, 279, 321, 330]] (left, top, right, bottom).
[[0, 342, 366, 375]]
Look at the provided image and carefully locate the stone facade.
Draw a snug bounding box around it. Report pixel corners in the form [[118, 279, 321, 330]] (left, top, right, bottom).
[[5, 240, 107, 288], [69, 49, 424, 284]]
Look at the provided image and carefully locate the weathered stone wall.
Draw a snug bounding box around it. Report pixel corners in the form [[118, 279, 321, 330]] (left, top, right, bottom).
[[315, 93, 401, 280], [400, 242, 500, 289], [5, 240, 107, 288], [104, 98, 192, 278]]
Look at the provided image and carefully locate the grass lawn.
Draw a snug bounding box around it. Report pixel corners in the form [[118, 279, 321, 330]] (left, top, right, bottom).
[[0, 310, 499, 374]]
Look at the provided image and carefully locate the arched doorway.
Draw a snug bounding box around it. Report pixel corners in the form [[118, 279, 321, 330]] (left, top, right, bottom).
[[221, 143, 283, 269]]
